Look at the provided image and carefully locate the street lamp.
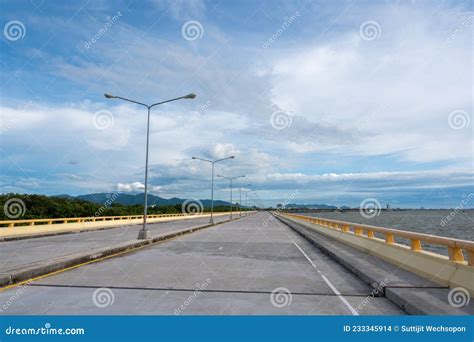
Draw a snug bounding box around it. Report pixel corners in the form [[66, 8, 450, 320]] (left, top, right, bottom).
[[192, 156, 234, 224], [105, 92, 196, 239], [217, 174, 245, 219], [251, 191, 260, 209], [238, 184, 251, 217], [245, 191, 250, 211]]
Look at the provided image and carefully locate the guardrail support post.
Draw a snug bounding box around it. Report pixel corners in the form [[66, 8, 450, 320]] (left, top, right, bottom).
[[385, 233, 395, 244], [448, 247, 465, 263], [411, 239, 422, 251]]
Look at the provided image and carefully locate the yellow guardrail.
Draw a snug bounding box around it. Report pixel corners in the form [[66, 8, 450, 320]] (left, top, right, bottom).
[[1, 211, 260, 229], [0, 211, 257, 239], [0, 213, 190, 228], [282, 213, 474, 266]]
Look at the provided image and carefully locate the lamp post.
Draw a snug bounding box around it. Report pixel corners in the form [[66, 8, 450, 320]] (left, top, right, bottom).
[[105, 92, 196, 239], [217, 174, 245, 219], [238, 184, 251, 217], [247, 191, 258, 209], [251, 191, 260, 209], [192, 156, 234, 224]]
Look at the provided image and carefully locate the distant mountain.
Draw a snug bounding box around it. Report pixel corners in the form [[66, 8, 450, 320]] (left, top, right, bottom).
[[55, 194, 75, 199], [52, 193, 233, 207], [283, 203, 338, 209]]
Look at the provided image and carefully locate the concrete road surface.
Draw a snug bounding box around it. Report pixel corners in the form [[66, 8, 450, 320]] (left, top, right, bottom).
[[0, 212, 404, 315], [0, 214, 229, 274]]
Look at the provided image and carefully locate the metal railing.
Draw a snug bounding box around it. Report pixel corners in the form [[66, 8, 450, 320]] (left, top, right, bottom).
[[0, 213, 207, 228], [281, 213, 474, 266]]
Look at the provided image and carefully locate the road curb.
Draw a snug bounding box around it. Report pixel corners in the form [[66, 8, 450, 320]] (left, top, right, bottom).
[[0, 217, 240, 289], [275, 214, 473, 315]]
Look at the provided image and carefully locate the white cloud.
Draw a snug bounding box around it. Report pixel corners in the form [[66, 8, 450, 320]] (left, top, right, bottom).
[[212, 143, 238, 159], [269, 5, 472, 163], [116, 181, 164, 193], [263, 169, 473, 187], [1, 1, 472, 207], [116, 182, 144, 192]]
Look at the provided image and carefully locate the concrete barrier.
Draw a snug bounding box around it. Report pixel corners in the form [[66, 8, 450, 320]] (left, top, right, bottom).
[[278, 213, 474, 296], [276, 213, 474, 315]]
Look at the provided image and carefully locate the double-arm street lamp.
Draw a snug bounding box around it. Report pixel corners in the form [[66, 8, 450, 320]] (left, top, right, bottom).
[[192, 156, 234, 224], [238, 184, 251, 217], [246, 191, 259, 209], [105, 92, 196, 239], [251, 191, 260, 209], [244, 190, 250, 210], [217, 174, 245, 219]]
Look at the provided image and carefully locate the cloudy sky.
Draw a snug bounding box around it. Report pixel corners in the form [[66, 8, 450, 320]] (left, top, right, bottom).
[[0, 0, 472, 208]]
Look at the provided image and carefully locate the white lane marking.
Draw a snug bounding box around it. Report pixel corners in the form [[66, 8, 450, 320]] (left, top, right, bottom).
[[289, 237, 359, 316], [218, 247, 223, 250]]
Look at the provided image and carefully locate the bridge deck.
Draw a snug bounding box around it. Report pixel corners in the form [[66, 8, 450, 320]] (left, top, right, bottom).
[[0, 212, 403, 315]]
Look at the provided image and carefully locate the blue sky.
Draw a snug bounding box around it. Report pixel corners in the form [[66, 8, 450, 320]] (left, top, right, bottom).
[[0, 0, 472, 208]]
